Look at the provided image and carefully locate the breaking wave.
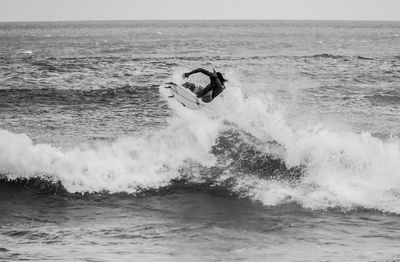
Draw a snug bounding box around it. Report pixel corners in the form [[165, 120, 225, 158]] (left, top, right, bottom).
[[1, 73, 400, 214]]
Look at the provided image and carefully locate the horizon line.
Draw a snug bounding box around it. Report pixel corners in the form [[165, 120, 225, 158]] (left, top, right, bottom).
[[1, 18, 400, 23]]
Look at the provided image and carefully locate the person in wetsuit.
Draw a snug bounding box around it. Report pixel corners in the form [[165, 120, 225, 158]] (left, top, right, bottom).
[[182, 68, 227, 103]]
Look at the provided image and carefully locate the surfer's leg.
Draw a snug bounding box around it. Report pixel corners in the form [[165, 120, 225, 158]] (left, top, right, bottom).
[[193, 86, 203, 95], [197, 83, 213, 98], [201, 95, 212, 103]]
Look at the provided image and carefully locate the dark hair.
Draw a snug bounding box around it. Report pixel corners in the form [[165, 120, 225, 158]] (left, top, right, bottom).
[[216, 72, 227, 83]]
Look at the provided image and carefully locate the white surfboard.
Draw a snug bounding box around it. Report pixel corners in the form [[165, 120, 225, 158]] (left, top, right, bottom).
[[165, 82, 205, 110]]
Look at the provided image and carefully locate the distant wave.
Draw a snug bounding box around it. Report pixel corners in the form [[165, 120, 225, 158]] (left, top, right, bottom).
[[365, 92, 400, 105], [0, 86, 164, 119], [31, 60, 62, 72], [308, 53, 374, 60], [310, 53, 346, 59], [0, 53, 385, 66]]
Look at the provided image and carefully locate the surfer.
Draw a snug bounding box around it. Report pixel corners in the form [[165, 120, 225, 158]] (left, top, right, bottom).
[[182, 68, 227, 103]]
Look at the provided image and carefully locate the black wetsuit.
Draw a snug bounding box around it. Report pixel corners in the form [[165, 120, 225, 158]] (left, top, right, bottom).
[[197, 75, 225, 100]]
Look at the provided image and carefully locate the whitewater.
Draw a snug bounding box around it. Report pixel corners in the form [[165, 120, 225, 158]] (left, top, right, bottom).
[[2, 71, 400, 213]]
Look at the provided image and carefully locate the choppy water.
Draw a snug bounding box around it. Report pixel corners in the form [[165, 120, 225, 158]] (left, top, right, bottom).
[[1, 20, 400, 261]]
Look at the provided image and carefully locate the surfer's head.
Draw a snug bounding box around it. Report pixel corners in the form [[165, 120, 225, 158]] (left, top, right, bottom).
[[216, 72, 227, 83]]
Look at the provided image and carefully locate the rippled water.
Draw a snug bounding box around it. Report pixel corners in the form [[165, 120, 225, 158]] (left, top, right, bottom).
[[1, 20, 400, 261]]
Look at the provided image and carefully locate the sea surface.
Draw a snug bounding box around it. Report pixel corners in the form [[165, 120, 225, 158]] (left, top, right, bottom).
[[1, 20, 400, 261]]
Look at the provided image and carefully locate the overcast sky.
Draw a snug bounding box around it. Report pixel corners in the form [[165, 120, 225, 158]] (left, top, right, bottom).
[[1, 0, 399, 22]]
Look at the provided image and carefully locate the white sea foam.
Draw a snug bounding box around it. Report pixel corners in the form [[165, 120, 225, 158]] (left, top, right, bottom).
[[0, 109, 220, 193], [18, 50, 33, 55]]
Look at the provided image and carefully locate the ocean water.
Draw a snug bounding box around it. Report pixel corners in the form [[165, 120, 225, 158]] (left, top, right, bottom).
[[1, 20, 400, 261]]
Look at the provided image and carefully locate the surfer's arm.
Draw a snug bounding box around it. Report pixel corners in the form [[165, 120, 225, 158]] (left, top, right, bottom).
[[183, 68, 213, 78]]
